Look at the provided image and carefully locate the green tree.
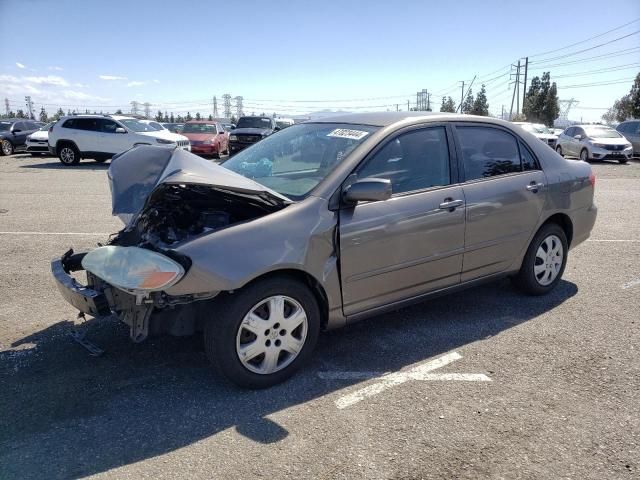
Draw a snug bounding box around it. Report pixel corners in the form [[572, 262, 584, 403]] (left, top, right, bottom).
[[115, 109, 123, 114], [52, 108, 65, 120], [163, 111, 169, 122], [176, 114, 184, 123], [186, 111, 193, 121], [461, 89, 474, 114], [470, 84, 489, 116], [39, 107, 48, 123], [603, 72, 640, 123], [16, 109, 25, 118], [155, 110, 163, 122], [207, 114, 213, 121], [230, 115, 237, 124], [169, 112, 175, 123], [7, 110, 15, 118], [523, 72, 559, 126], [195, 112, 201, 121], [440, 96, 456, 113]]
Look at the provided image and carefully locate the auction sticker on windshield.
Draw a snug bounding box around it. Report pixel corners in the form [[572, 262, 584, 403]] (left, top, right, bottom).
[[327, 128, 370, 140]]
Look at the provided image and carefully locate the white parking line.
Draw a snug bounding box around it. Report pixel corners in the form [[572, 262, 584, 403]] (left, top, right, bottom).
[[0, 231, 110, 236], [588, 239, 640, 242], [622, 278, 640, 289], [320, 351, 491, 409]]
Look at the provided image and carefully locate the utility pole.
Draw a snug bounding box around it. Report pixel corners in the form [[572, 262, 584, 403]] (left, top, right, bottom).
[[521, 57, 528, 115], [501, 104, 505, 120], [24, 96, 34, 119], [130, 101, 139, 115], [222, 94, 232, 118], [213, 96, 218, 118], [396, 104, 399, 112], [516, 59, 521, 116], [407, 100, 410, 111], [459, 81, 465, 113], [4, 98, 9, 116], [509, 61, 520, 120]]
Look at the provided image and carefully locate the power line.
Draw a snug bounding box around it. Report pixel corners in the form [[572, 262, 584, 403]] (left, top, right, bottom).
[[528, 46, 640, 69], [529, 30, 640, 65], [558, 77, 635, 89], [551, 63, 640, 79]]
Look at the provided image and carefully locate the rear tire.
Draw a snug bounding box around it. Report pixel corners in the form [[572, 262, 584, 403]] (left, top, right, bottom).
[[555, 145, 563, 157], [619, 158, 628, 164], [513, 223, 568, 296], [58, 143, 80, 165], [204, 276, 321, 389]]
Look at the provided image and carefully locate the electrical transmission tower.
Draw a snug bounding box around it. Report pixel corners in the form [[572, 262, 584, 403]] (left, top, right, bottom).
[[213, 96, 218, 118], [222, 94, 232, 118], [557, 99, 579, 127], [24, 96, 34, 119], [4, 98, 10, 116], [143, 102, 151, 119], [130, 101, 140, 115], [234, 96, 243, 117], [415, 89, 431, 111]]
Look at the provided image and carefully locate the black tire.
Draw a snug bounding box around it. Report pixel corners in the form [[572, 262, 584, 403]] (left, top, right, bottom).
[[204, 275, 321, 389], [555, 145, 563, 157], [513, 223, 568, 295], [619, 158, 628, 164], [58, 143, 80, 165], [1, 139, 14, 156], [579, 148, 589, 162]]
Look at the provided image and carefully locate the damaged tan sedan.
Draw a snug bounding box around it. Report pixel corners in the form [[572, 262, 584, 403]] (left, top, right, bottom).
[[52, 113, 597, 388]]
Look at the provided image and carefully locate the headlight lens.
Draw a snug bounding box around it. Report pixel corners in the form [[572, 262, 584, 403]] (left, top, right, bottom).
[[625, 143, 632, 149], [82, 246, 185, 293], [203, 139, 212, 145], [156, 138, 175, 145], [229, 135, 237, 141]]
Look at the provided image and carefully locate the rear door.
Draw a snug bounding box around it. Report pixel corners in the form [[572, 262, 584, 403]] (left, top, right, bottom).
[[338, 125, 465, 316], [453, 124, 547, 281]]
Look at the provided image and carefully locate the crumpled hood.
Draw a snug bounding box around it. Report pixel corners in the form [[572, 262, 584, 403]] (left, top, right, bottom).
[[231, 127, 271, 136], [108, 145, 290, 223]]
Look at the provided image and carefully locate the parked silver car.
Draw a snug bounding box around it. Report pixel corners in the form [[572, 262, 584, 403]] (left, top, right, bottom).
[[52, 112, 597, 388], [616, 120, 640, 157], [512, 122, 558, 149], [555, 124, 633, 163]]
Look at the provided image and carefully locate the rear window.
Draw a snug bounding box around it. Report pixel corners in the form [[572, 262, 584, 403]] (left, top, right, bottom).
[[236, 117, 272, 129], [182, 123, 216, 133]]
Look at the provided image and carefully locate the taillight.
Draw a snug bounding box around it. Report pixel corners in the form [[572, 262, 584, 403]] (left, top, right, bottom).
[[589, 172, 596, 187], [48, 125, 53, 133]]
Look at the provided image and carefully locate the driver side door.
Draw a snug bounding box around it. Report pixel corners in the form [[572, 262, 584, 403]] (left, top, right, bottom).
[[338, 125, 465, 317]]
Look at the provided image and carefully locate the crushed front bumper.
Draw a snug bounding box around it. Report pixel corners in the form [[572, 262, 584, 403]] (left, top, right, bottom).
[[51, 250, 111, 317]]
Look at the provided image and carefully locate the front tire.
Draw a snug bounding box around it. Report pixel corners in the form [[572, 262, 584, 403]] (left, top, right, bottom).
[[1, 139, 14, 156], [555, 145, 563, 157], [513, 223, 568, 295], [204, 276, 321, 389], [580, 148, 589, 162]]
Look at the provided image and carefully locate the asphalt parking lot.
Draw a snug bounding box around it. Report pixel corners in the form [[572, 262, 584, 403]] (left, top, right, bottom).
[[0, 153, 638, 479]]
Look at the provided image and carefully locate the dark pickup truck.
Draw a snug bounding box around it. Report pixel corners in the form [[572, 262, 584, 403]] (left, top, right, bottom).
[[228, 116, 279, 154]]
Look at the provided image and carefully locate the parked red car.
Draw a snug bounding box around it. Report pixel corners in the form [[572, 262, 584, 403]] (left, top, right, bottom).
[[181, 121, 229, 158]]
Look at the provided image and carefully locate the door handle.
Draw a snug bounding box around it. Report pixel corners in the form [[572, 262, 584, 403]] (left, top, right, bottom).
[[439, 198, 464, 211], [526, 182, 544, 192]]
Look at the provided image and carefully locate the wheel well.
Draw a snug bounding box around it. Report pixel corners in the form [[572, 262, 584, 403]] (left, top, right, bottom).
[[542, 213, 574, 247], [56, 140, 78, 151], [242, 269, 330, 328]]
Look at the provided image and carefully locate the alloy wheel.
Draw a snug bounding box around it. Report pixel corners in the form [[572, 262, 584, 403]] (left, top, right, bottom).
[[580, 149, 588, 162], [534, 234, 563, 286], [60, 147, 75, 164], [235, 295, 308, 375], [1, 140, 13, 156]]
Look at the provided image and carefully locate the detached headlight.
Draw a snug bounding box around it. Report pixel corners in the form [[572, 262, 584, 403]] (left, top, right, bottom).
[[82, 246, 185, 293], [156, 138, 175, 145], [592, 142, 606, 148], [229, 135, 237, 141]]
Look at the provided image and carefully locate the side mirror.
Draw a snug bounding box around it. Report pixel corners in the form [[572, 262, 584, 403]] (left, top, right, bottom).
[[573, 134, 583, 140], [12, 129, 21, 133], [343, 178, 392, 204], [115, 127, 126, 134]]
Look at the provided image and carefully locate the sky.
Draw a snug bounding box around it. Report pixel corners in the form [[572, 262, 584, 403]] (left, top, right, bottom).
[[0, 0, 639, 122]]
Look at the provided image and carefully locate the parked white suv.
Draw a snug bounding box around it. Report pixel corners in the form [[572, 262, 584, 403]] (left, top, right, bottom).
[[48, 115, 190, 165]]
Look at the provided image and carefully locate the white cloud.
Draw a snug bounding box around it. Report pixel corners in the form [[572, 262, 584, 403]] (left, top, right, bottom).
[[23, 75, 69, 87], [16, 62, 25, 69], [99, 75, 127, 81], [74, 83, 89, 88], [49, 66, 64, 71], [153, 79, 160, 84], [126, 81, 145, 87]]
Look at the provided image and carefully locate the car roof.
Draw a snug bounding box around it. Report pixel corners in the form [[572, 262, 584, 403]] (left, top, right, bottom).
[[306, 111, 507, 127], [184, 120, 217, 124]]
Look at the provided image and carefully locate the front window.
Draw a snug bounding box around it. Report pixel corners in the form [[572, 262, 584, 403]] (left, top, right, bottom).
[[40, 122, 54, 131], [585, 127, 622, 139], [182, 123, 217, 134], [236, 117, 272, 129], [119, 119, 157, 132], [222, 123, 378, 199]]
